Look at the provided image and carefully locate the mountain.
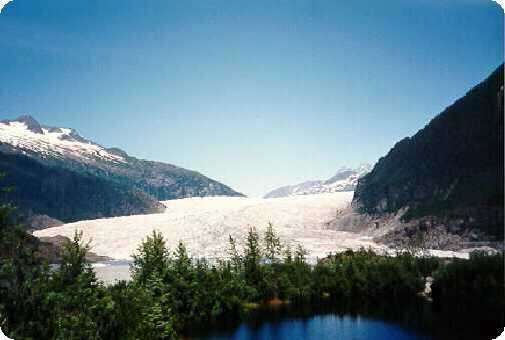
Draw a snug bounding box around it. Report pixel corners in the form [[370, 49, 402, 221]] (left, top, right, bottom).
[[353, 64, 504, 240], [264, 164, 372, 198], [0, 115, 244, 224]]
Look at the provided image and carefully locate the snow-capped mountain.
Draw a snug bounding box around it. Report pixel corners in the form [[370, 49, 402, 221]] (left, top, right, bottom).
[[0, 115, 244, 224], [264, 164, 372, 198], [0, 115, 125, 164]]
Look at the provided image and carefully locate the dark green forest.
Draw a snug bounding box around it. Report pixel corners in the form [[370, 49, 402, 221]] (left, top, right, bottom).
[[0, 201, 503, 339], [0, 151, 163, 222], [353, 64, 504, 239]]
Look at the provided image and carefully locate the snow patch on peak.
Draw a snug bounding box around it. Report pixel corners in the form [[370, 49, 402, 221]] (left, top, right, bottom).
[[0, 117, 125, 164], [3, 115, 43, 134], [0, 0, 12, 14], [264, 164, 372, 199]]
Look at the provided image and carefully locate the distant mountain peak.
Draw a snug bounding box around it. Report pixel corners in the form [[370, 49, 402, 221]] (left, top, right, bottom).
[[0, 116, 125, 164], [264, 164, 372, 199], [14, 114, 38, 123], [324, 164, 371, 185], [2, 114, 44, 134]]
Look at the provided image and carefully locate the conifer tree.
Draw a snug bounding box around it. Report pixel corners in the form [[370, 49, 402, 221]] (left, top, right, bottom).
[[228, 235, 242, 271], [131, 230, 170, 284], [244, 227, 261, 287], [284, 243, 293, 264], [263, 222, 281, 263], [294, 244, 308, 264]]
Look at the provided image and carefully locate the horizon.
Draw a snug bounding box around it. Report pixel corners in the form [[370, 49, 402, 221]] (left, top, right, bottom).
[[1, 0, 503, 197]]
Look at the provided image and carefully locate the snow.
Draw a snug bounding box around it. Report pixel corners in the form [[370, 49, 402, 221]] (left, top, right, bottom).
[[0, 121, 124, 163], [34, 192, 388, 261], [34, 192, 474, 263], [265, 164, 372, 198], [0, 0, 12, 14], [427, 249, 469, 259], [0, 327, 13, 340]]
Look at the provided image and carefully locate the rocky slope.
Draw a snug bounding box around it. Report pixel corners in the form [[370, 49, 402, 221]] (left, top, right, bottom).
[[0, 115, 243, 224], [352, 64, 504, 243], [264, 164, 371, 198]]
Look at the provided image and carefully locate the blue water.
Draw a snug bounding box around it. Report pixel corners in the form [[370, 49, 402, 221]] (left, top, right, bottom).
[[197, 313, 431, 340], [211, 315, 429, 340]]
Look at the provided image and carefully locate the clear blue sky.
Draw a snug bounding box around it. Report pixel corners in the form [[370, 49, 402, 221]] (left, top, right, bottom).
[[0, 0, 503, 197]]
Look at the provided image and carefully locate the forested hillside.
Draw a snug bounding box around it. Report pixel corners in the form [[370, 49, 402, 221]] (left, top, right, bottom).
[[0, 151, 163, 222], [353, 64, 504, 239]]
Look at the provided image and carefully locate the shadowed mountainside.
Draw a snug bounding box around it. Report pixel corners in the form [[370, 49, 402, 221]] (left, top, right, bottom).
[[0, 151, 164, 222], [353, 64, 504, 240]]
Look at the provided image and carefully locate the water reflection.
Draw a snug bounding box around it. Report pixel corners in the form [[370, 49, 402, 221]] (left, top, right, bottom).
[[194, 308, 431, 340], [189, 300, 503, 340]]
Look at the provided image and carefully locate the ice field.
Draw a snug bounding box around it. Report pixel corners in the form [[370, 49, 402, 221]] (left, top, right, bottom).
[[35, 192, 386, 260]]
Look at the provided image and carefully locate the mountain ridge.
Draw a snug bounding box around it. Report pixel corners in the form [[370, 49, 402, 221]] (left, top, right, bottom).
[[264, 164, 372, 198], [0, 115, 244, 224]]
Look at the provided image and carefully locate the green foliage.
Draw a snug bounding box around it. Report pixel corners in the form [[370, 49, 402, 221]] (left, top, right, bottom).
[[244, 227, 262, 290], [1, 213, 502, 339], [294, 244, 308, 264], [431, 252, 505, 313], [0, 191, 170, 339], [228, 235, 242, 271], [129, 234, 252, 334], [263, 222, 281, 263], [311, 249, 425, 303], [1, 218, 106, 339], [131, 230, 170, 284]]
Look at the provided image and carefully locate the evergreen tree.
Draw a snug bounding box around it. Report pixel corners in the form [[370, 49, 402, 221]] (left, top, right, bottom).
[[243, 227, 261, 291], [228, 235, 242, 271], [173, 240, 191, 275], [283, 243, 293, 264], [263, 222, 281, 263], [131, 230, 170, 284], [294, 244, 308, 264]]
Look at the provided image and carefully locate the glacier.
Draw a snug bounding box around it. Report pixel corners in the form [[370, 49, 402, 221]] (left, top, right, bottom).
[[34, 192, 472, 269], [34, 192, 388, 261]]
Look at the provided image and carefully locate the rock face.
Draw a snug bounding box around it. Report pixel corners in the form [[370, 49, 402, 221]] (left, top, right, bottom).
[[353, 64, 504, 241], [37, 235, 112, 263], [264, 164, 372, 198], [25, 215, 63, 231], [0, 116, 244, 224]]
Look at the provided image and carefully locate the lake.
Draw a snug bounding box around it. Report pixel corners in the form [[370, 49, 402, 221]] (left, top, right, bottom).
[[191, 313, 430, 340], [187, 300, 503, 340]]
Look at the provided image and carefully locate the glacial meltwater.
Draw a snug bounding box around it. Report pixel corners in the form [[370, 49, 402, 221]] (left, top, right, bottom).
[[186, 301, 503, 340]]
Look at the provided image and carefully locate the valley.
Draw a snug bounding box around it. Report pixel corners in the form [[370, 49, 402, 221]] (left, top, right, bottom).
[[34, 192, 469, 268], [35, 192, 369, 261]]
